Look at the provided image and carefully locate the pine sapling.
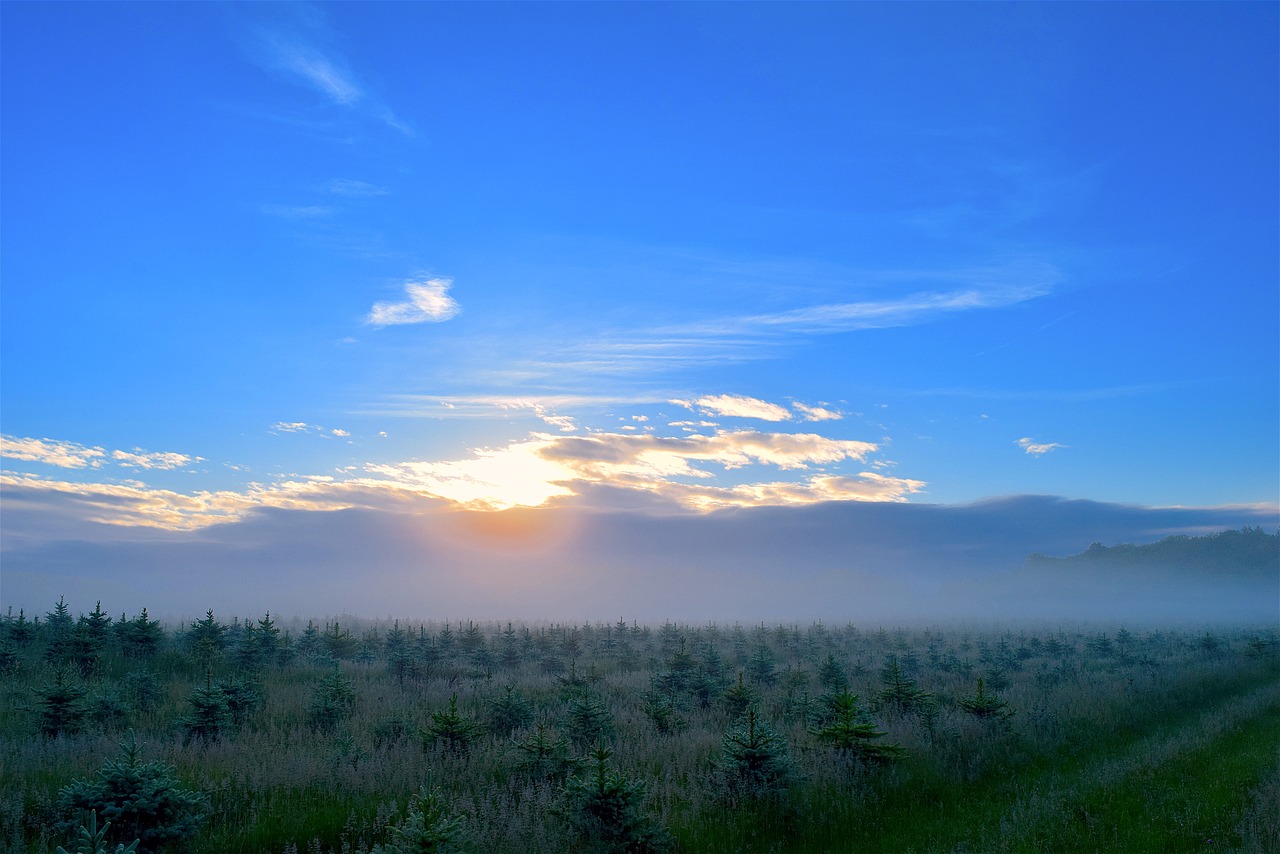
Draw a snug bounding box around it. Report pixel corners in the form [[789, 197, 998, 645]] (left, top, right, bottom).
[[562, 744, 670, 853], [57, 733, 209, 854], [717, 709, 793, 802], [371, 787, 465, 854], [57, 809, 139, 854], [421, 694, 483, 753], [810, 688, 903, 764], [960, 677, 1013, 722]]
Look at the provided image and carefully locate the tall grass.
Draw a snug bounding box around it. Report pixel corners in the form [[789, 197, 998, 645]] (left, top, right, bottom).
[[2, 608, 1276, 852]]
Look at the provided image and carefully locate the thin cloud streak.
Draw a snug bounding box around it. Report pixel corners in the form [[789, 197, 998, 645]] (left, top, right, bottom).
[[675, 394, 792, 422]]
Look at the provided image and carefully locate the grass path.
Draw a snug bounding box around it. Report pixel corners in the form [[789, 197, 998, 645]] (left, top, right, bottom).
[[685, 660, 1280, 853]]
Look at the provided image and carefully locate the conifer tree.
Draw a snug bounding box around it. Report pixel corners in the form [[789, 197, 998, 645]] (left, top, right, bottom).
[[57, 733, 209, 854], [875, 656, 933, 716], [562, 744, 670, 853], [39, 668, 87, 738], [56, 809, 139, 854], [185, 610, 225, 669], [512, 722, 578, 781], [566, 691, 614, 746], [421, 694, 483, 753], [296, 621, 324, 664], [182, 673, 231, 744], [370, 787, 465, 854], [746, 642, 777, 686], [716, 709, 793, 802], [486, 684, 534, 736], [960, 677, 1013, 721], [80, 603, 113, 652], [308, 668, 356, 733], [722, 672, 758, 721], [810, 689, 903, 764], [119, 610, 163, 660], [45, 597, 76, 667], [641, 689, 686, 735], [817, 652, 849, 693]]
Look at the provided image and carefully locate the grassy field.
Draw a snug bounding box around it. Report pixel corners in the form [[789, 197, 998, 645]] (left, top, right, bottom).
[[1, 603, 1276, 853]]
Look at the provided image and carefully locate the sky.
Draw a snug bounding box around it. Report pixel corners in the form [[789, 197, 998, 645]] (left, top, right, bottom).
[[2, 3, 1277, 621]]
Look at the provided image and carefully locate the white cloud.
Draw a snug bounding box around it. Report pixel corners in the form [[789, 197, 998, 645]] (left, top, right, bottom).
[[257, 30, 363, 105], [112, 449, 199, 470], [793, 402, 842, 422], [331, 428, 350, 437], [0, 423, 903, 527], [1016, 437, 1066, 456], [273, 422, 310, 433], [705, 262, 1059, 336], [675, 394, 792, 422], [366, 277, 460, 327], [539, 430, 878, 481], [325, 179, 387, 197], [1, 435, 106, 469]]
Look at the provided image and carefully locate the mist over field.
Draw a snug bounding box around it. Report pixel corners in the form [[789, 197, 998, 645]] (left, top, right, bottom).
[[4, 495, 1274, 625]]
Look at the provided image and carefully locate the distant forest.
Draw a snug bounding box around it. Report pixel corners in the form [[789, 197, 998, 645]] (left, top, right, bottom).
[[1026, 527, 1279, 578]]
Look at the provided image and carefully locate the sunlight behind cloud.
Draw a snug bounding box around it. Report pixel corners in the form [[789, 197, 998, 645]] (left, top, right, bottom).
[[366, 439, 574, 509]]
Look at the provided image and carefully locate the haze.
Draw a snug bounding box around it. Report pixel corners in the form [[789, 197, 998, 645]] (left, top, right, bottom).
[[2, 3, 1276, 624]]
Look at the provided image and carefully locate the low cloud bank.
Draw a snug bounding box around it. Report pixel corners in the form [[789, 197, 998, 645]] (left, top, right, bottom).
[[2, 495, 1274, 625]]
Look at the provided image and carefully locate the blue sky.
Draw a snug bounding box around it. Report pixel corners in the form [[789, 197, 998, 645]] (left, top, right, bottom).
[[1, 3, 1276, 616]]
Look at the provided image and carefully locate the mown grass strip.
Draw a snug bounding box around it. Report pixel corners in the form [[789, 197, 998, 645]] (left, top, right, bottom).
[[676, 660, 1279, 853]]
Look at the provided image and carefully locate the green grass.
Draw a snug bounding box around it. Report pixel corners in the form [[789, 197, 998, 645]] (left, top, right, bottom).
[[4, 615, 1278, 853]]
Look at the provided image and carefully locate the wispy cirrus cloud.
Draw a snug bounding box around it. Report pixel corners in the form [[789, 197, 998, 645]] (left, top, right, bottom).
[[241, 10, 410, 134], [366, 277, 460, 327], [1017, 437, 1066, 456], [324, 178, 388, 197], [664, 261, 1059, 340], [675, 394, 792, 422], [252, 24, 363, 106]]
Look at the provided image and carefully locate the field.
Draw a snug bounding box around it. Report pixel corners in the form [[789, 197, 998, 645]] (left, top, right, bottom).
[[2, 601, 1277, 853]]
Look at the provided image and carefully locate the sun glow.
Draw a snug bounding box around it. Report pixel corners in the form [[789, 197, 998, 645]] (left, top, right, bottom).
[[365, 439, 574, 510]]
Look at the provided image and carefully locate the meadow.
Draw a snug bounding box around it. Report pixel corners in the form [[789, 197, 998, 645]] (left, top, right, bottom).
[[2, 600, 1277, 853]]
